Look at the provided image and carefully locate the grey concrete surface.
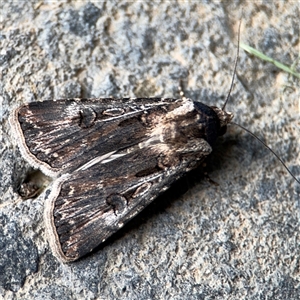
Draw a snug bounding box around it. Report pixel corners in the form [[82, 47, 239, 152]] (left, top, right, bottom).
[[1, 1, 299, 299]]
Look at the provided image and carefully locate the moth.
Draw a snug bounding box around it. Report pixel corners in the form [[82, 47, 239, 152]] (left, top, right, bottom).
[[10, 96, 233, 262]]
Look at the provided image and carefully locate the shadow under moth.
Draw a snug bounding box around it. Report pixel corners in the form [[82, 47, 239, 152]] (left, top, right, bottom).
[[10, 97, 233, 262]]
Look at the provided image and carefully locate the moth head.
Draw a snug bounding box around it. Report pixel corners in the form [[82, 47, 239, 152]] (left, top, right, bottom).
[[210, 106, 234, 136]]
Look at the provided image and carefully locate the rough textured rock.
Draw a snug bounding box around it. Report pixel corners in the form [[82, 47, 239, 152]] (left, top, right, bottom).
[[1, 1, 299, 299]]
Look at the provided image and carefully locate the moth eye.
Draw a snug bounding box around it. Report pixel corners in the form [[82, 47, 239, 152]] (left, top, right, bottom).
[[79, 107, 97, 128], [132, 182, 152, 198], [102, 108, 125, 116], [219, 125, 227, 136], [106, 193, 127, 215]]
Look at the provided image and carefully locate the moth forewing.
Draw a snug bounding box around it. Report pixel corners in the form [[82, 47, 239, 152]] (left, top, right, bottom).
[[11, 98, 232, 262]]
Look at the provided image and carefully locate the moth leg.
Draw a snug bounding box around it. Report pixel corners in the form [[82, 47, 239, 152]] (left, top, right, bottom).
[[204, 172, 219, 186]]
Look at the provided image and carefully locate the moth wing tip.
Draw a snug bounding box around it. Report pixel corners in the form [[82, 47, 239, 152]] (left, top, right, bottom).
[[43, 175, 78, 263]]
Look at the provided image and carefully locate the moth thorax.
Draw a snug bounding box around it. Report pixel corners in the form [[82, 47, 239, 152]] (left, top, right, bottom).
[[210, 106, 234, 128]]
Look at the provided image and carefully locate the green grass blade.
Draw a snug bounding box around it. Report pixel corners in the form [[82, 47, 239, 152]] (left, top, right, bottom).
[[240, 42, 300, 79]]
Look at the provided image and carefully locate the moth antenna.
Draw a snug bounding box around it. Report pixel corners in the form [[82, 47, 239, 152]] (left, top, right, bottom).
[[225, 21, 299, 184], [222, 20, 242, 111], [232, 122, 300, 185], [178, 79, 187, 100]]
